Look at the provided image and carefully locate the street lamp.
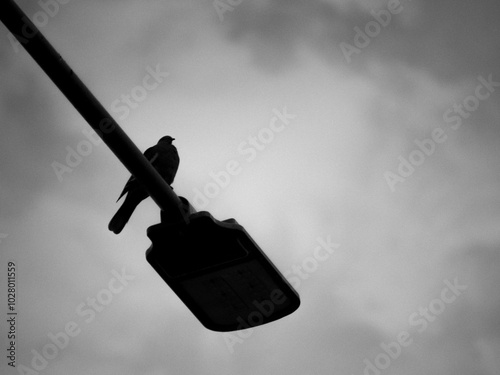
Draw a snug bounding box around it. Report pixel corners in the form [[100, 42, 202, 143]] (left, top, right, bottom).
[[0, 0, 300, 332]]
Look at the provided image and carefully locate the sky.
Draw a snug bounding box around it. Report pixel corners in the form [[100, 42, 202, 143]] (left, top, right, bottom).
[[1, 0, 500, 374]]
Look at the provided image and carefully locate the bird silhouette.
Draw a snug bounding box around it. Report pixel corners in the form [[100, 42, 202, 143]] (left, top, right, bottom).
[[108, 135, 179, 234]]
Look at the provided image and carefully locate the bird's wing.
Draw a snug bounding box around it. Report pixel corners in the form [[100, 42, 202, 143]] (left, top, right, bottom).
[[144, 145, 160, 164], [116, 175, 134, 202], [116, 146, 159, 202], [148, 152, 159, 165]]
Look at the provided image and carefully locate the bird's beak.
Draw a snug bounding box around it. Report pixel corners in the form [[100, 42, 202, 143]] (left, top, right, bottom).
[[172, 138, 175, 141]]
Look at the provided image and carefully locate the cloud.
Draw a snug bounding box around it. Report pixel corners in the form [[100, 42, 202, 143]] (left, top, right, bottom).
[[0, 41, 70, 217], [212, 0, 500, 82], [2, 1, 500, 374]]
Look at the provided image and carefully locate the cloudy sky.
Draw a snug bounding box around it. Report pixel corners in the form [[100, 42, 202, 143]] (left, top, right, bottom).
[[1, 0, 500, 374]]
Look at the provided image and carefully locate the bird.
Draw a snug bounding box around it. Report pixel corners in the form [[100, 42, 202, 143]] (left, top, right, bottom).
[[108, 135, 179, 234]]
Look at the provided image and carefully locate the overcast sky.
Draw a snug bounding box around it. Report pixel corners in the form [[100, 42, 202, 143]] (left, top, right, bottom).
[[1, 0, 500, 374]]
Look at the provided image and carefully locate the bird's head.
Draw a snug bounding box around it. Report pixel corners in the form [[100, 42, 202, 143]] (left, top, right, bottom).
[[159, 135, 175, 144]]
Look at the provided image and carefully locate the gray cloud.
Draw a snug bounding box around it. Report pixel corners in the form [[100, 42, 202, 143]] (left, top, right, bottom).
[[1, 1, 500, 374], [215, 0, 500, 81]]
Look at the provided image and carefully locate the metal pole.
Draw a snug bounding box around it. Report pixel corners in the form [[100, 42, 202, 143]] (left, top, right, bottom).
[[0, 0, 189, 225]]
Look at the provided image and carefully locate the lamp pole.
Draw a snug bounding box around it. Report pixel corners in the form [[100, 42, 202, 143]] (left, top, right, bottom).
[[0, 0, 188, 225]]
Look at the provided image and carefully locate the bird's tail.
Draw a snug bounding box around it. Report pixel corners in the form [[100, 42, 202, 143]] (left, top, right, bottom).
[[108, 195, 139, 234]]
